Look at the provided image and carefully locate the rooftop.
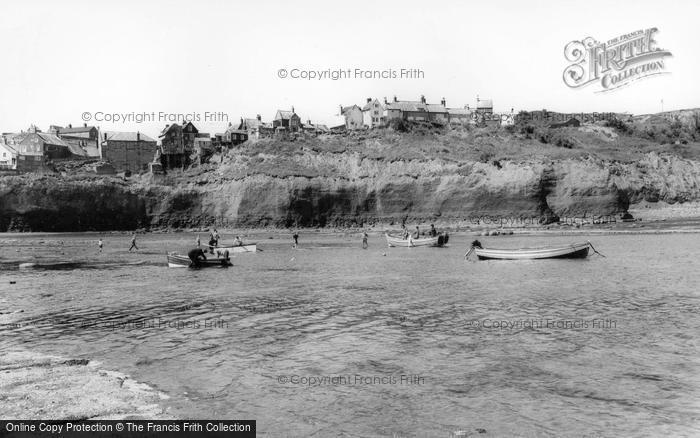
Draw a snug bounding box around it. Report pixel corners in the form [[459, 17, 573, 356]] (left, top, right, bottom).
[[103, 131, 156, 142]]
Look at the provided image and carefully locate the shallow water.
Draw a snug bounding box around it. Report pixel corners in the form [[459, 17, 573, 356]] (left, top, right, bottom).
[[1, 232, 699, 437]]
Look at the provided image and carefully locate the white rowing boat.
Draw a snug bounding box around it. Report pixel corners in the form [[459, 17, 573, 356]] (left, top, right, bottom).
[[466, 241, 592, 260], [209, 243, 257, 256], [385, 233, 445, 248]]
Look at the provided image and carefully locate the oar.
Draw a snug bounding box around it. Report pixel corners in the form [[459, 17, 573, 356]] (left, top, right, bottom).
[[464, 247, 475, 260], [587, 240, 606, 257]]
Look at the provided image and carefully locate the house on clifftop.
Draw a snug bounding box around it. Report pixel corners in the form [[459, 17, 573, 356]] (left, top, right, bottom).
[[361, 98, 385, 128], [238, 115, 273, 139], [101, 131, 158, 173], [158, 122, 199, 169], [340, 104, 363, 130], [50, 123, 100, 157], [273, 108, 301, 133]]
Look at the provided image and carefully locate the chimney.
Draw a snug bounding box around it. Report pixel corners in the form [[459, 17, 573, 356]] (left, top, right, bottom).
[[339, 104, 343, 114], [441, 97, 446, 106], [367, 98, 371, 103], [103, 132, 107, 141], [83, 123, 87, 127], [137, 131, 140, 142], [228, 121, 232, 127], [68, 123, 72, 129], [256, 114, 261, 121], [420, 95, 426, 104], [291, 106, 295, 113], [393, 95, 398, 102]]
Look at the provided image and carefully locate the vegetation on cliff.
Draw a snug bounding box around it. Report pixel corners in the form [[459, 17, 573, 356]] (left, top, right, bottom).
[[1, 111, 699, 231]]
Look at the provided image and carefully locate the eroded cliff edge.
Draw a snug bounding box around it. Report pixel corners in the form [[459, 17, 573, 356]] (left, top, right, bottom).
[[1, 126, 699, 231]]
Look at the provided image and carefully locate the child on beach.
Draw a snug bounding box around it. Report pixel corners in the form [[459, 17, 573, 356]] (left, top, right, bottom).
[[98, 238, 103, 253]]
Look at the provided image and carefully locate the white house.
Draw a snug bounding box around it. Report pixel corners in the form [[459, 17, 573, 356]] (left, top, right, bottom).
[[361, 98, 385, 128], [0, 138, 18, 169]]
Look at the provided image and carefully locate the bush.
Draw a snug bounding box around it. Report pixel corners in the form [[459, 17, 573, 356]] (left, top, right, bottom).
[[387, 118, 410, 133], [604, 118, 633, 134]]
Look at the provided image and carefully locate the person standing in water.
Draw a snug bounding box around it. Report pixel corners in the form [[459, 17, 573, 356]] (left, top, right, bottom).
[[292, 232, 299, 248], [128, 233, 139, 251], [362, 232, 368, 249], [208, 229, 217, 254], [196, 234, 201, 248], [98, 238, 103, 253]]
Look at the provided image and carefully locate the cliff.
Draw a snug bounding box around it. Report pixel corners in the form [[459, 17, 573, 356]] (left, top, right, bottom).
[[1, 122, 699, 231]]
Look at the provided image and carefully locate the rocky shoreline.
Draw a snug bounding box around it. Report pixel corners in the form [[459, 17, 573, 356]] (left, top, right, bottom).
[[0, 350, 172, 419]]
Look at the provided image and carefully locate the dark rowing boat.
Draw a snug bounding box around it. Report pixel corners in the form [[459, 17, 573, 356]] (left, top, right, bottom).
[[167, 252, 232, 268]]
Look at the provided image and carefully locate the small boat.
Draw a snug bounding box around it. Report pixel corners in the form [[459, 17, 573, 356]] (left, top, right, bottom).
[[167, 252, 232, 268], [209, 243, 257, 256], [385, 233, 448, 248], [465, 241, 596, 260]]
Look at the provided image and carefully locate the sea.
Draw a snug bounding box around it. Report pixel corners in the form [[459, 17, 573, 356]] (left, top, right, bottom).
[[1, 231, 699, 437]]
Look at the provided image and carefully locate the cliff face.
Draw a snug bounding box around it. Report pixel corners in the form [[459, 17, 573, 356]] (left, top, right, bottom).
[[0, 175, 150, 231], [1, 150, 698, 231]]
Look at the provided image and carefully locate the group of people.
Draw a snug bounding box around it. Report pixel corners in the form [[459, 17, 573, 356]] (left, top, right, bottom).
[[189, 229, 248, 267], [400, 224, 438, 240]]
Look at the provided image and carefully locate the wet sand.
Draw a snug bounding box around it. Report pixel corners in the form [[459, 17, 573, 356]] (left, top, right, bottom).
[[0, 350, 172, 419]]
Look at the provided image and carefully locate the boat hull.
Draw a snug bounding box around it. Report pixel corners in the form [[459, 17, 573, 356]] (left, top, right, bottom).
[[385, 233, 442, 248], [210, 244, 257, 256], [474, 242, 590, 260], [167, 253, 232, 268]]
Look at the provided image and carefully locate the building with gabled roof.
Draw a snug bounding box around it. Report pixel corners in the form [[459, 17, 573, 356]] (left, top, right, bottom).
[[340, 104, 364, 130], [273, 107, 301, 133], [0, 138, 17, 170], [362, 98, 385, 128], [159, 124, 186, 169], [238, 115, 273, 139], [50, 123, 100, 157]]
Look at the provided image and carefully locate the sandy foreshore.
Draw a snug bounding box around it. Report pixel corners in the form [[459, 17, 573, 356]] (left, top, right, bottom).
[[0, 350, 172, 419]]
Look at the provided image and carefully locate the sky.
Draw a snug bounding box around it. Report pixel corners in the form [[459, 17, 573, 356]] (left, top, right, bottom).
[[1, 0, 698, 138]]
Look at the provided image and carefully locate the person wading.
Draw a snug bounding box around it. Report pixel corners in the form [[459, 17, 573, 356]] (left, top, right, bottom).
[[362, 232, 368, 249], [208, 229, 217, 254]]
